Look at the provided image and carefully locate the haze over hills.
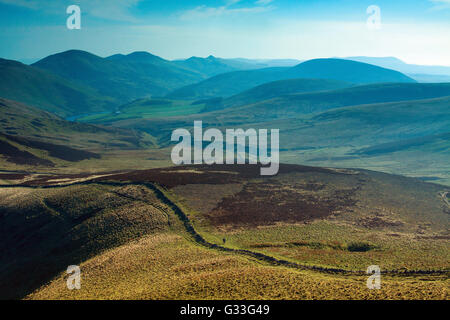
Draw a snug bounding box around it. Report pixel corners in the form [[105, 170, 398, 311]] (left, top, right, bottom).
[[1, 49, 448, 183], [173, 55, 241, 77], [30, 50, 305, 106], [167, 58, 416, 99], [229, 58, 303, 68], [345, 56, 450, 76]]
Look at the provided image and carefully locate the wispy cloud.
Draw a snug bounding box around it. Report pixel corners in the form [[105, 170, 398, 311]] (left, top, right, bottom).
[[0, 0, 143, 22], [255, 0, 273, 5], [429, 0, 450, 11], [180, 0, 274, 20], [0, 0, 40, 9]]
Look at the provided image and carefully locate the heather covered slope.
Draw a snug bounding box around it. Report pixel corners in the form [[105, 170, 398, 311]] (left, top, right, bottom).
[[0, 164, 447, 300]]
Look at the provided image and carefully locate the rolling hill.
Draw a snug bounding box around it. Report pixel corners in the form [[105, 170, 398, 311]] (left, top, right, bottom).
[[203, 78, 353, 111], [0, 98, 154, 150], [105, 83, 450, 184], [0, 164, 448, 299], [172, 56, 302, 75], [146, 83, 450, 130], [32, 50, 205, 102], [205, 82, 450, 120], [167, 58, 416, 99], [275, 95, 450, 149], [0, 98, 157, 170], [0, 58, 115, 117], [257, 95, 450, 184]]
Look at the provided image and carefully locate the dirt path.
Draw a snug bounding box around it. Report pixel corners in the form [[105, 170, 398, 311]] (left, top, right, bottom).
[[147, 183, 449, 276], [0, 181, 448, 277]]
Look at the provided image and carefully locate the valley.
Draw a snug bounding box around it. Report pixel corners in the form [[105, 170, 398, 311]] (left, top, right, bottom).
[[0, 49, 448, 300]]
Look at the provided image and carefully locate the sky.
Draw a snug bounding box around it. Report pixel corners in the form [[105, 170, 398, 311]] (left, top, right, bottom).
[[0, 0, 449, 66]]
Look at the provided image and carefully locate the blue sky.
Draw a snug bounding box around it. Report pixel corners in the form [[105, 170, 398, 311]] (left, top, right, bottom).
[[0, 0, 449, 65]]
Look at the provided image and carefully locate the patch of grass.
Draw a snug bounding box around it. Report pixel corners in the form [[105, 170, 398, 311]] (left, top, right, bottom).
[[26, 233, 448, 300], [0, 184, 171, 299]]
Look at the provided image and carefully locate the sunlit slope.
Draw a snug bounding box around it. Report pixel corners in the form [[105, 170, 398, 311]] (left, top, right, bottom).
[[27, 233, 448, 300], [0, 98, 157, 170], [5, 164, 446, 300], [0, 184, 171, 299], [0, 98, 153, 150]]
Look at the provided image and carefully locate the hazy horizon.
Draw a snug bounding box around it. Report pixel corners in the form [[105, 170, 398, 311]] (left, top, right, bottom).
[[1, 0, 449, 66]]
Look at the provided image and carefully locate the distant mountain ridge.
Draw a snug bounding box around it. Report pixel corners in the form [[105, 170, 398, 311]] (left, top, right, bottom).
[[168, 58, 416, 99], [345, 56, 450, 76], [173, 55, 239, 77], [32, 50, 204, 102]]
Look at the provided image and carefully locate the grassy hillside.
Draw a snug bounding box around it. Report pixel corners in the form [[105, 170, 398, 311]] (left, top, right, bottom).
[[276, 95, 450, 149], [0, 164, 447, 300], [92, 82, 450, 132], [77, 98, 207, 123], [118, 83, 450, 141], [0, 58, 115, 117], [264, 96, 450, 185], [0, 98, 163, 172], [0, 98, 155, 151], [205, 78, 353, 111], [167, 59, 415, 99], [205, 82, 450, 121], [102, 87, 450, 184], [0, 184, 171, 299], [28, 233, 448, 300], [33, 50, 205, 102], [287, 59, 415, 84]]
